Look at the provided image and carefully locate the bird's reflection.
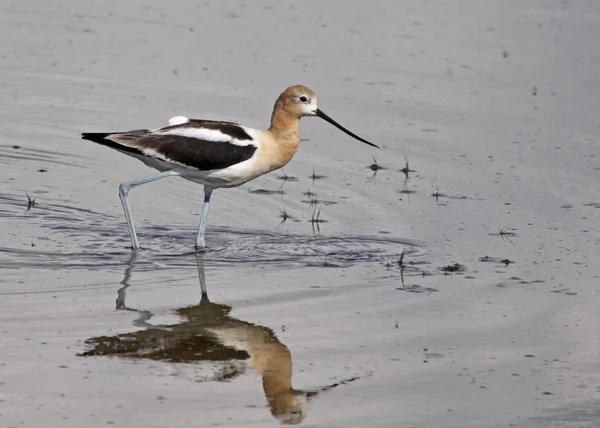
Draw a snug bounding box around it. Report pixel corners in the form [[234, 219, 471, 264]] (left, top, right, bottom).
[[79, 254, 360, 425]]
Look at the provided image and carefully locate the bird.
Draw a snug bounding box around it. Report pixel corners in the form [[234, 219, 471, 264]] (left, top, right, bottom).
[[82, 85, 379, 251]]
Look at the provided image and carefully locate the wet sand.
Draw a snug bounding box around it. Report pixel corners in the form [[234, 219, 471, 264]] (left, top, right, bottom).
[[2, 0, 600, 427]]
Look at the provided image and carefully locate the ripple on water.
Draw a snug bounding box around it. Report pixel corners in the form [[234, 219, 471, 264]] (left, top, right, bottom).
[[0, 227, 426, 271], [0, 191, 427, 271]]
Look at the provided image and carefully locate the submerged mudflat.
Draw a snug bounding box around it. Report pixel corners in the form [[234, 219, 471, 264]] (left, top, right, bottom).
[[1, 1, 600, 427]]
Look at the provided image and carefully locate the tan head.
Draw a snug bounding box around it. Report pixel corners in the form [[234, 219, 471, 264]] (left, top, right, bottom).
[[272, 85, 379, 148], [267, 389, 309, 425], [275, 85, 318, 118]]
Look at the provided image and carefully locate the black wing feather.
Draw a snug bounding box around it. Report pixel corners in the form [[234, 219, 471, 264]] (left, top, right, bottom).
[[136, 134, 256, 170], [82, 129, 257, 171]]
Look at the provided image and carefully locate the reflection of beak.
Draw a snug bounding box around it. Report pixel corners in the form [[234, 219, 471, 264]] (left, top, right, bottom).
[[315, 108, 379, 148]]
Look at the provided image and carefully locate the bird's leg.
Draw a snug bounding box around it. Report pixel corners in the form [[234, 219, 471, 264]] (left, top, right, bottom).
[[118, 170, 179, 251], [195, 186, 213, 251]]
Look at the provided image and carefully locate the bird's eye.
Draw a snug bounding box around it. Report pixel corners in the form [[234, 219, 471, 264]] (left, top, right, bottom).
[[299, 96, 308, 103]]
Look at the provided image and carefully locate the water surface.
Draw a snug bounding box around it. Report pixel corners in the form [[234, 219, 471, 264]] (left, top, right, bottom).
[[1, 1, 600, 427]]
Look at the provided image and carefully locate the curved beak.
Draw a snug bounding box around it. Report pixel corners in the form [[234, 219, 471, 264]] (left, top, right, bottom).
[[315, 109, 379, 148]]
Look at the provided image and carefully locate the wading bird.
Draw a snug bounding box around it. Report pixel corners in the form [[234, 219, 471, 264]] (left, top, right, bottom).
[[82, 85, 378, 251]]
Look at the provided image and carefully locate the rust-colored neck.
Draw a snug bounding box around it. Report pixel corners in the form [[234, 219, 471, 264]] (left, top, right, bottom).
[[268, 100, 300, 141], [262, 365, 293, 398], [255, 341, 293, 399]]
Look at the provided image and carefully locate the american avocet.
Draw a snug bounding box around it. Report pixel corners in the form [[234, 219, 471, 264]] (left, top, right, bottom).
[[82, 85, 378, 251], [82, 253, 362, 424]]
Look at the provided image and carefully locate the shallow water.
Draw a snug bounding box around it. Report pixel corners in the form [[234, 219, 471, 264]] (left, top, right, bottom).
[[2, 0, 600, 427]]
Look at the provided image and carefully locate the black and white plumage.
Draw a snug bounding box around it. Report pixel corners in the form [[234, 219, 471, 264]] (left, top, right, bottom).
[[82, 84, 378, 251], [82, 116, 261, 186]]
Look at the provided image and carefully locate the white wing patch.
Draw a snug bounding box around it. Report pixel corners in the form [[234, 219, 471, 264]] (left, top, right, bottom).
[[168, 116, 190, 126], [205, 328, 253, 353], [155, 127, 257, 147], [140, 147, 173, 163]]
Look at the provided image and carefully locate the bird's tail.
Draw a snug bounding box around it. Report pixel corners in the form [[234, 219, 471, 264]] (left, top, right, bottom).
[[81, 130, 149, 155], [81, 132, 113, 144]]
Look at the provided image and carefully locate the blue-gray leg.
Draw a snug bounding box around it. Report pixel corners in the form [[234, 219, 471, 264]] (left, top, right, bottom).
[[195, 186, 213, 251], [118, 171, 179, 250]]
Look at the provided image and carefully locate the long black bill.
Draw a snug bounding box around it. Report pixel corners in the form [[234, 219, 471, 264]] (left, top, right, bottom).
[[315, 108, 379, 148]]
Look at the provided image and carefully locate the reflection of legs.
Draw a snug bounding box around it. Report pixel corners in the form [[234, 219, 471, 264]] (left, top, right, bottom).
[[116, 252, 137, 310], [195, 186, 213, 250], [195, 252, 208, 299], [115, 252, 165, 329], [118, 170, 179, 250]]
